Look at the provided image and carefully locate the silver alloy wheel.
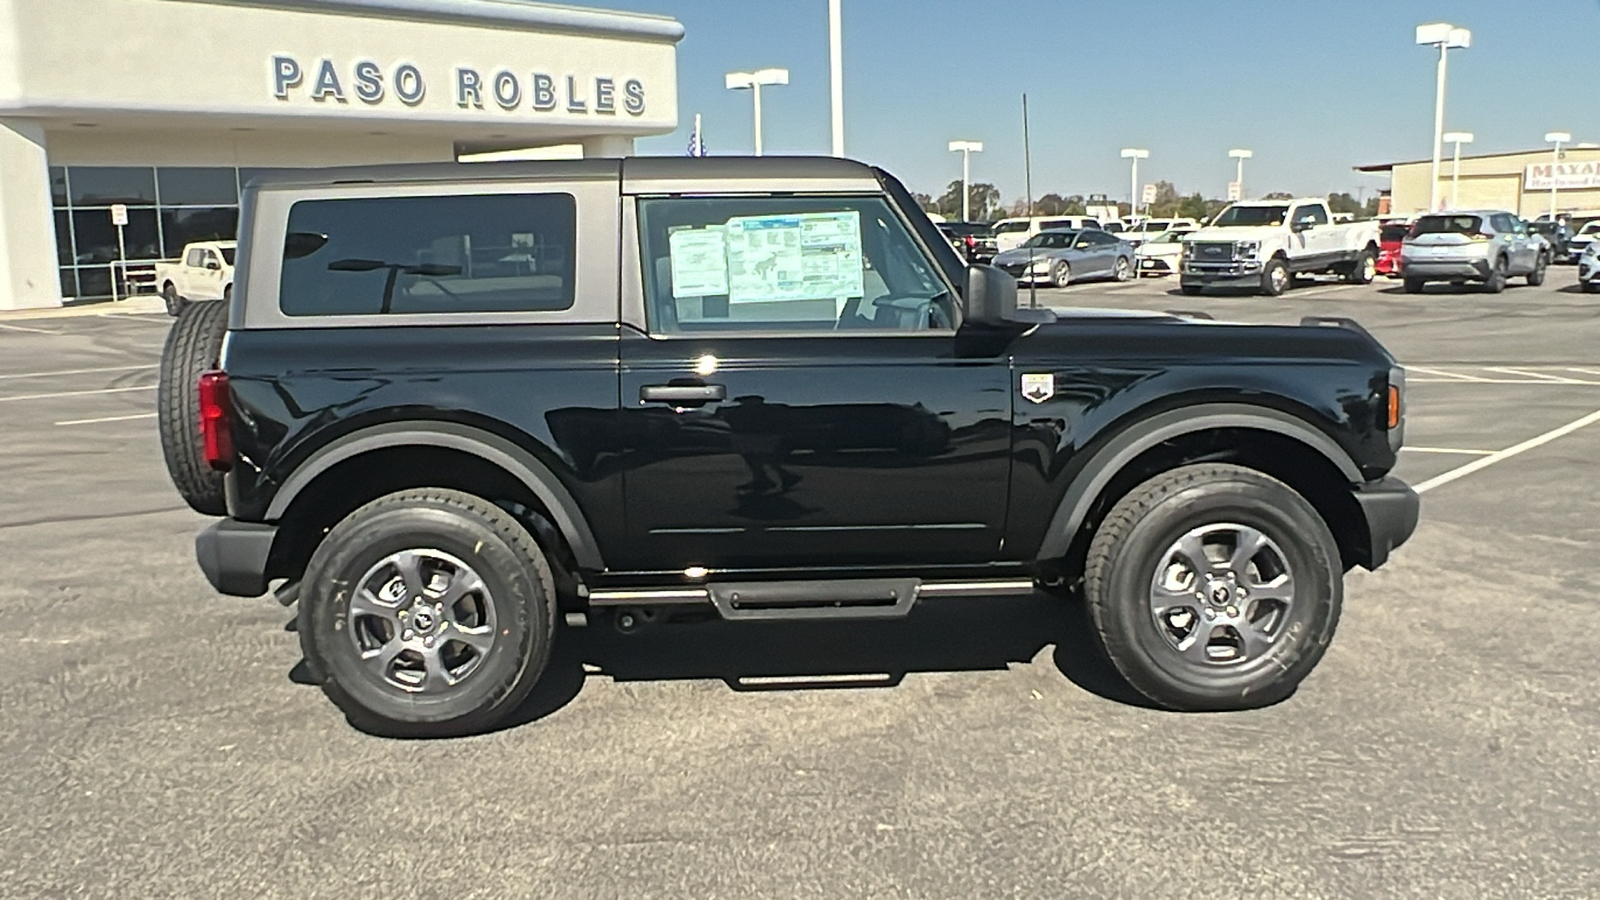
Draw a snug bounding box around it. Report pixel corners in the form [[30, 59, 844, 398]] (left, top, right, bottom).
[[1115, 257, 1133, 281], [1148, 523, 1295, 666], [348, 548, 497, 693], [1361, 255, 1377, 281], [1270, 263, 1290, 294], [1053, 260, 1072, 288]]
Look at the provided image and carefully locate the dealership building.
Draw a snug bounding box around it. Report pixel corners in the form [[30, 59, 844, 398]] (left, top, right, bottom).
[[0, 0, 682, 310], [1357, 145, 1600, 220]]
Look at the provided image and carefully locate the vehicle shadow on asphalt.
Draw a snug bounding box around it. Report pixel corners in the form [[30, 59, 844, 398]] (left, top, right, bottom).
[[491, 591, 1159, 732]]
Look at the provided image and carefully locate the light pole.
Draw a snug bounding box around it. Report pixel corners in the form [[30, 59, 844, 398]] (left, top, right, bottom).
[[725, 68, 790, 156], [1442, 131, 1473, 209], [1121, 148, 1149, 221], [1546, 131, 1571, 220], [948, 141, 983, 222], [829, 0, 844, 157], [1416, 23, 1471, 213], [1228, 148, 1253, 200]]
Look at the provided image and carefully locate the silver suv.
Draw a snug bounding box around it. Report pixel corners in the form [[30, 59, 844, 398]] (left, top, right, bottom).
[[1401, 210, 1550, 294]]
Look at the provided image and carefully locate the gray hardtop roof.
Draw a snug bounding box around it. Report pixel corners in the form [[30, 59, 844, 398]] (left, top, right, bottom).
[[243, 156, 882, 190], [1418, 209, 1511, 217]]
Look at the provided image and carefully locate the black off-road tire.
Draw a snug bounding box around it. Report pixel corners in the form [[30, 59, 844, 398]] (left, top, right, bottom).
[[1344, 249, 1376, 285], [1526, 254, 1548, 287], [1083, 464, 1343, 712], [161, 282, 186, 317], [298, 489, 556, 738], [1259, 258, 1289, 297], [157, 300, 229, 516], [1483, 257, 1508, 294]]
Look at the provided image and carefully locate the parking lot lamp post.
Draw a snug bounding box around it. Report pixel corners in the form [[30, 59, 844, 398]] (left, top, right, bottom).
[[829, 0, 844, 157], [1121, 148, 1149, 220], [1545, 131, 1571, 220], [1416, 23, 1471, 213], [725, 68, 790, 156], [948, 141, 983, 222], [1442, 132, 1473, 209], [1228, 148, 1253, 199]]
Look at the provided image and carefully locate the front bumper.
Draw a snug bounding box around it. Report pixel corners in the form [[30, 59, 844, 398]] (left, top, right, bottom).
[[1352, 476, 1420, 570], [1399, 258, 1492, 281], [196, 519, 278, 597], [1180, 262, 1264, 288], [1138, 257, 1176, 274]]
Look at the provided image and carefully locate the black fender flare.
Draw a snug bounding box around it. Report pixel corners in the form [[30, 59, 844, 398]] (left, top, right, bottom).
[[1034, 403, 1362, 560], [265, 421, 604, 570]]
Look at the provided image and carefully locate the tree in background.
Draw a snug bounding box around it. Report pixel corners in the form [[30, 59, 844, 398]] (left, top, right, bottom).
[[1326, 192, 1363, 216], [1031, 193, 1088, 216], [913, 192, 937, 214], [935, 180, 1002, 222]]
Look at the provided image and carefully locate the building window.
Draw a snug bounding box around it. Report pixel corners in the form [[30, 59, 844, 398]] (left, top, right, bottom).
[[279, 193, 577, 316], [161, 207, 239, 259], [68, 167, 157, 206], [156, 168, 240, 206]]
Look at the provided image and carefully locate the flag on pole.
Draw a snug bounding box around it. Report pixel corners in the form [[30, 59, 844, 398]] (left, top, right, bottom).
[[687, 113, 707, 157]]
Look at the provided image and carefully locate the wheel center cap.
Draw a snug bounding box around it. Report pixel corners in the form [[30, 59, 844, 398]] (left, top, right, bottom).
[[411, 609, 436, 633], [1207, 582, 1233, 607]]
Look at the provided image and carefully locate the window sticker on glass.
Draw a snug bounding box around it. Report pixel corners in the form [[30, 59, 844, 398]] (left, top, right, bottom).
[[726, 211, 863, 304], [668, 226, 729, 298]]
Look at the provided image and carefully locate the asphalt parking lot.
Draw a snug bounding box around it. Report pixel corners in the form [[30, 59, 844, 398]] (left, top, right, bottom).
[[3, 270, 1599, 899]]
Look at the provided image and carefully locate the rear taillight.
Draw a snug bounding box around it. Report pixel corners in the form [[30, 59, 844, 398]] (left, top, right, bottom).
[[197, 370, 233, 472]]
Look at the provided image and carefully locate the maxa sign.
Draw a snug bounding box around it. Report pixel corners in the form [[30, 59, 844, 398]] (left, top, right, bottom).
[[1525, 161, 1600, 191], [271, 56, 647, 117]]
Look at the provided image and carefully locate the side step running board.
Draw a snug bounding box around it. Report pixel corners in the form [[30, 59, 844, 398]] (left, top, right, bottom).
[[587, 578, 1036, 622]]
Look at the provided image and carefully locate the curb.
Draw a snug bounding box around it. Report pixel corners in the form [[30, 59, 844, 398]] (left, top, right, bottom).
[[0, 294, 169, 322]]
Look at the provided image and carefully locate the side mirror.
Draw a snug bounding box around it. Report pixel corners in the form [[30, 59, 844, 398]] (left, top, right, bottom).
[[205, 260, 222, 270], [1292, 220, 1315, 233], [963, 264, 1016, 326]]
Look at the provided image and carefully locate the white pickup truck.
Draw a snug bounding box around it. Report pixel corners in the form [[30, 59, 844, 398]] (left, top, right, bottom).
[[154, 241, 236, 315], [1180, 200, 1379, 296]]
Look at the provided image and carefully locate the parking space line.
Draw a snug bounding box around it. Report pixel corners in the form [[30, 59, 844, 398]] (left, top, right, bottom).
[[0, 364, 158, 381], [0, 322, 61, 335], [54, 412, 157, 426], [1409, 365, 1489, 382], [1401, 446, 1495, 456], [0, 385, 153, 403], [1484, 366, 1586, 384], [1565, 367, 1600, 377], [1415, 406, 1600, 494]]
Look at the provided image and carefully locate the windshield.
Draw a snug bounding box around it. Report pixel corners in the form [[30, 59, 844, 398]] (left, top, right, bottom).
[[1211, 206, 1289, 227], [993, 221, 1030, 234], [220, 248, 236, 266], [1411, 215, 1482, 235], [1023, 231, 1078, 249]]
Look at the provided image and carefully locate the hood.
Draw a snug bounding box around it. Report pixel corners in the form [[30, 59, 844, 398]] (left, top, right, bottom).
[[1186, 225, 1283, 242]]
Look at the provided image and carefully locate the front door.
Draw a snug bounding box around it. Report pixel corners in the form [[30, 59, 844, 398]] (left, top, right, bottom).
[[614, 193, 1012, 573]]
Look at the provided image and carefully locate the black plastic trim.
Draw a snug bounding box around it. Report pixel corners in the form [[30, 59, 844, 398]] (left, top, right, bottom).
[[263, 421, 604, 570], [1035, 403, 1364, 560], [195, 520, 278, 597], [1352, 476, 1420, 570]]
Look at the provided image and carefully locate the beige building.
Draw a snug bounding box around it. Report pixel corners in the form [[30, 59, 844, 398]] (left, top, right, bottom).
[[0, 0, 683, 309], [1357, 146, 1600, 220]]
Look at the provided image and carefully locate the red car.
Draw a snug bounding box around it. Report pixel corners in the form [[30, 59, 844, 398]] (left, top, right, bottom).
[[1377, 221, 1409, 276]]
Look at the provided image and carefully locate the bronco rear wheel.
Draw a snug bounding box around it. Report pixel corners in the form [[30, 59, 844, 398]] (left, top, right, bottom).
[[298, 489, 555, 737], [1084, 464, 1342, 711], [157, 299, 228, 516]]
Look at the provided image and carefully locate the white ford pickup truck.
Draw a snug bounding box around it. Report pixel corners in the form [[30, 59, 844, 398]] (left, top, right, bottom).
[[154, 241, 236, 315], [1180, 200, 1380, 296]]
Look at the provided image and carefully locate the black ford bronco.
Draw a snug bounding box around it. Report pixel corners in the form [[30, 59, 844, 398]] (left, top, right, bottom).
[[157, 157, 1419, 737]]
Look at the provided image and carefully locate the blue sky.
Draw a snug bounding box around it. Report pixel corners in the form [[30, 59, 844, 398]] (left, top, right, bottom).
[[597, 0, 1600, 206]]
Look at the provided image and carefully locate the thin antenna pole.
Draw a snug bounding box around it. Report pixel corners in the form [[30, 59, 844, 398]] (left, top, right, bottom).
[[1022, 93, 1037, 309]]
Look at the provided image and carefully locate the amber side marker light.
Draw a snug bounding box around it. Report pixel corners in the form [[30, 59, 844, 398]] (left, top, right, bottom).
[[1387, 385, 1402, 429]]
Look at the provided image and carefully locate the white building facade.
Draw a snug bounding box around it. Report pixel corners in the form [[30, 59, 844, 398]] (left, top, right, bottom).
[[0, 0, 682, 309]]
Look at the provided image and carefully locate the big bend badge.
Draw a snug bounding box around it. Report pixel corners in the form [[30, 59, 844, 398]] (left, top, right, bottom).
[[1020, 373, 1055, 404]]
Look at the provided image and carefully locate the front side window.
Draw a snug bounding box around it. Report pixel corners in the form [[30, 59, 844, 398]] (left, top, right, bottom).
[[279, 193, 575, 316], [185, 247, 205, 267], [1293, 205, 1330, 226], [638, 195, 954, 334], [1024, 231, 1076, 249]]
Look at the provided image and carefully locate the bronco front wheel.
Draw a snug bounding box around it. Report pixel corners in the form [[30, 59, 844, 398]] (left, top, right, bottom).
[[1084, 464, 1342, 711]]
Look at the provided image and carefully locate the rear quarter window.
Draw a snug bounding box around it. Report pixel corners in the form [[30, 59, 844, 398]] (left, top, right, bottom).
[[278, 193, 576, 316]]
